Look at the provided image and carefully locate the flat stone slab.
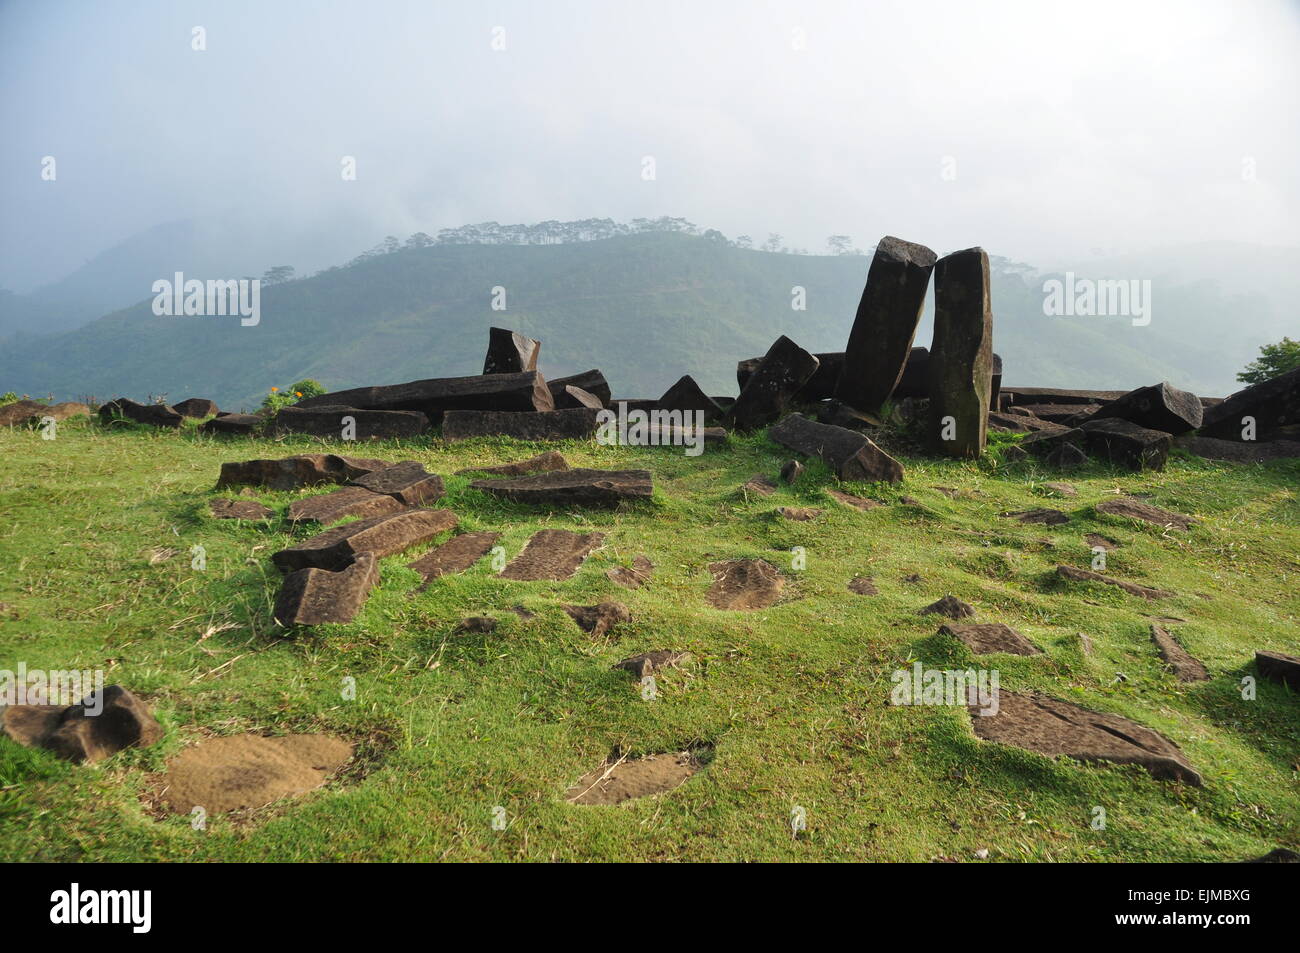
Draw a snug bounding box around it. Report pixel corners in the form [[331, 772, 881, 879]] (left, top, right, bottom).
[[271, 405, 430, 439], [295, 370, 554, 416], [920, 595, 975, 619], [1096, 497, 1195, 531], [607, 555, 653, 590], [471, 468, 652, 507], [348, 460, 444, 505], [769, 413, 904, 483], [777, 506, 822, 521], [1002, 508, 1070, 526], [565, 750, 702, 805], [442, 407, 600, 442], [741, 474, 777, 496], [218, 453, 392, 491], [707, 558, 783, 610], [826, 488, 883, 511], [210, 498, 273, 520], [287, 486, 407, 525], [1151, 625, 1208, 682], [1056, 564, 1173, 599], [988, 412, 1068, 434], [273, 508, 458, 573], [407, 530, 501, 582], [941, 622, 1041, 655], [1079, 418, 1172, 471], [455, 451, 569, 477], [498, 529, 605, 581], [1255, 650, 1300, 690], [99, 397, 184, 428], [0, 685, 163, 764], [563, 602, 631, 638], [614, 650, 691, 678], [201, 413, 260, 435], [273, 552, 379, 626], [969, 691, 1201, 785], [848, 576, 879, 595]]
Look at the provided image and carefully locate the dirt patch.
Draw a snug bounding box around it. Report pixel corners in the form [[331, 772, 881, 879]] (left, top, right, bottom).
[[614, 651, 690, 678], [741, 474, 777, 496], [777, 506, 822, 521], [499, 529, 605, 581], [408, 531, 501, 583], [848, 576, 879, 595], [1096, 497, 1195, 531], [156, 733, 354, 815], [707, 559, 783, 610], [563, 602, 631, 638], [565, 749, 705, 805], [1084, 533, 1119, 551], [826, 488, 882, 511], [607, 555, 653, 589]]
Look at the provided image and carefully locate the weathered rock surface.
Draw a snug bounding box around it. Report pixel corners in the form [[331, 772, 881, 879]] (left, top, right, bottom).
[[0, 400, 90, 426], [548, 369, 611, 407], [614, 650, 690, 678], [348, 460, 445, 505], [1176, 434, 1300, 462], [1096, 497, 1195, 531], [563, 602, 631, 638], [218, 453, 391, 491], [941, 622, 1041, 655], [442, 407, 600, 442], [209, 498, 273, 520], [1079, 418, 1172, 471], [768, 413, 905, 483], [927, 247, 994, 457], [201, 413, 260, 435], [454, 450, 569, 477], [99, 398, 184, 428], [273, 508, 457, 572], [470, 468, 651, 507], [563, 386, 605, 410], [777, 506, 822, 521], [273, 552, 380, 625], [779, 460, 805, 484], [407, 531, 501, 582], [988, 412, 1068, 435], [498, 529, 605, 580], [707, 558, 783, 610], [1199, 365, 1300, 441], [1, 685, 163, 763], [1045, 442, 1089, 469], [287, 486, 407, 525], [607, 555, 653, 590], [1151, 625, 1208, 682], [172, 397, 220, 418], [726, 335, 820, 431], [296, 370, 554, 416], [816, 399, 885, 431], [848, 575, 879, 595], [1002, 387, 1128, 406], [969, 691, 1201, 785], [1255, 650, 1300, 690], [741, 473, 777, 496], [1002, 508, 1070, 526], [835, 235, 938, 413], [1056, 564, 1173, 599], [920, 595, 976, 619], [657, 375, 723, 418], [482, 327, 540, 375], [271, 405, 430, 439], [825, 488, 884, 511], [1089, 382, 1203, 434]]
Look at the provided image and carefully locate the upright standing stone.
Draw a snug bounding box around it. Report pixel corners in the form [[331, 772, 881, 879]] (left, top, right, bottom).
[[483, 327, 540, 375], [927, 247, 993, 457], [725, 335, 819, 432], [834, 236, 938, 413]]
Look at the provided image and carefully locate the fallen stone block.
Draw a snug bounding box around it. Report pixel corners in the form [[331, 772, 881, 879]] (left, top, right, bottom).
[[1024, 403, 1101, 424], [1095, 497, 1195, 531], [441, 407, 600, 441], [482, 327, 540, 375], [768, 413, 904, 483], [1151, 625, 1208, 682], [777, 506, 822, 521], [271, 405, 430, 439], [988, 412, 1068, 435], [210, 498, 273, 520], [1, 400, 90, 427], [172, 397, 220, 418], [563, 602, 631, 638], [826, 488, 884, 511], [273, 508, 457, 573], [816, 399, 884, 431], [1176, 434, 1300, 463], [296, 370, 554, 416], [407, 531, 501, 582], [273, 552, 380, 626], [563, 385, 605, 409], [741, 473, 777, 496], [498, 529, 604, 580], [287, 486, 407, 525], [927, 246, 994, 457], [0, 685, 163, 763], [1088, 381, 1203, 435], [1056, 564, 1173, 599], [940, 622, 1041, 655], [454, 451, 569, 477], [348, 460, 444, 505], [1002, 387, 1127, 406], [1079, 417, 1172, 470], [99, 397, 183, 428], [201, 413, 260, 435], [218, 453, 391, 490], [548, 369, 611, 407], [1199, 365, 1300, 441], [726, 335, 820, 431], [1255, 650, 1300, 691], [470, 468, 652, 507]]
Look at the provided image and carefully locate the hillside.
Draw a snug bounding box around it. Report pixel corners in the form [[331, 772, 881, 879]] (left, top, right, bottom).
[[1, 232, 1289, 408]]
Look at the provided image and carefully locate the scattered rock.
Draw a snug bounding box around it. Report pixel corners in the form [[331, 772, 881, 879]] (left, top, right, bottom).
[[455, 451, 569, 477], [548, 369, 611, 408], [969, 691, 1201, 785], [287, 486, 407, 525], [725, 335, 821, 431], [835, 235, 938, 413], [1018, 427, 1085, 459], [99, 398, 184, 428], [614, 650, 690, 678], [1056, 565, 1173, 600], [273, 508, 458, 573], [407, 531, 501, 582], [607, 555, 653, 590], [1199, 365, 1299, 441], [209, 498, 273, 520], [1150, 625, 1208, 682], [443, 407, 600, 442], [456, 616, 498, 634], [1084, 533, 1119, 551], [273, 552, 380, 625], [941, 622, 1042, 655], [848, 576, 879, 595], [1079, 418, 1172, 471], [826, 488, 883, 511], [563, 602, 631, 638], [172, 397, 220, 419], [272, 405, 430, 439], [1, 685, 163, 763], [498, 529, 605, 581], [0, 399, 90, 427], [1003, 387, 1127, 406], [348, 460, 444, 505], [777, 506, 822, 521], [1176, 434, 1300, 463], [218, 453, 392, 491], [1026, 403, 1102, 424], [1088, 381, 1203, 435], [566, 750, 703, 805], [927, 246, 994, 457], [779, 460, 804, 484], [482, 327, 540, 375], [920, 595, 976, 619], [1255, 650, 1300, 690], [657, 375, 722, 418], [470, 467, 651, 507], [157, 733, 353, 814], [742, 474, 778, 496], [296, 370, 555, 416], [1002, 508, 1070, 526], [707, 558, 783, 610], [1096, 497, 1195, 531], [201, 413, 260, 435], [1042, 482, 1077, 497], [768, 413, 904, 483]]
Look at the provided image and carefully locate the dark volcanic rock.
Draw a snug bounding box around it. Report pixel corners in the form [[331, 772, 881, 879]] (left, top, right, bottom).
[[987, 412, 1068, 435], [927, 247, 994, 457], [407, 531, 501, 582], [482, 327, 540, 375], [287, 486, 407, 525], [1002, 387, 1128, 406], [1024, 403, 1101, 424], [272, 508, 457, 573], [296, 370, 554, 416], [563, 386, 605, 410], [741, 473, 777, 496], [172, 397, 219, 418], [1199, 365, 1300, 441], [969, 691, 1201, 785], [1151, 625, 1208, 682], [1096, 497, 1195, 531], [768, 413, 904, 483], [0, 685, 164, 764], [1088, 381, 1203, 435], [835, 236, 938, 413], [201, 413, 260, 435], [779, 460, 804, 483], [470, 467, 652, 507], [349, 460, 444, 505], [498, 529, 605, 580], [736, 352, 843, 402], [99, 398, 184, 428], [274, 552, 380, 626], [657, 375, 723, 418], [442, 407, 600, 442], [726, 335, 820, 431], [454, 451, 569, 477], [563, 602, 632, 638], [210, 498, 273, 520], [1255, 650, 1300, 690], [1002, 508, 1070, 526], [548, 370, 611, 407], [1056, 564, 1173, 599], [920, 594, 976, 619], [1079, 418, 1171, 471], [1176, 434, 1300, 462], [1045, 442, 1089, 469], [940, 622, 1041, 656], [218, 453, 391, 491], [271, 405, 430, 439], [817, 399, 884, 431], [1018, 427, 1086, 458]]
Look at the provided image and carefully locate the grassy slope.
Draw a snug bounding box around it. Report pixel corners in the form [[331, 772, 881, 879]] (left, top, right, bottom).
[[0, 417, 1297, 862]]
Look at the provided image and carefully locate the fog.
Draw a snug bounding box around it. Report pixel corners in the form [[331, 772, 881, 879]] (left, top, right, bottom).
[[3, 0, 1298, 297]]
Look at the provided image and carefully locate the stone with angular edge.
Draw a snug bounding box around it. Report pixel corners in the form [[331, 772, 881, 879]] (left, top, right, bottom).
[[1027, 404, 1101, 424], [737, 352, 844, 402], [407, 531, 501, 582], [940, 622, 1041, 656], [988, 412, 1068, 435], [99, 398, 183, 428], [1176, 434, 1300, 462], [272, 508, 457, 573], [1045, 443, 1089, 468], [271, 405, 430, 439], [1199, 365, 1300, 441], [172, 397, 219, 418], [657, 375, 723, 418], [1255, 650, 1300, 690], [1151, 625, 1208, 682], [287, 486, 407, 525], [969, 691, 1201, 785], [1018, 427, 1086, 458], [1079, 417, 1171, 471], [201, 413, 260, 435], [218, 453, 391, 491], [816, 399, 885, 431], [548, 369, 611, 407], [563, 602, 631, 638], [470, 468, 651, 507], [498, 529, 605, 581], [726, 335, 820, 431], [210, 498, 273, 520], [1096, 497, 1195, 531], [927, 247, 994, 457], [442, 407, 600, 442], [273, 552, 380, 626], [563, 386, 605, 410], [454, 451, 569, 477], [920, 595, 975, 619], [768, 413, 904, 483], [348, 460, 444, 505], [1088, 381, 1203, 435], [296, 370, 554, 417], [1, 685, 163, 764], [482, 327, 540, 375], [1056, 564, 1173, 599], [1002, 387, 1128, 406], [779, 460, 804, 483], [835, 236, 938, 413]]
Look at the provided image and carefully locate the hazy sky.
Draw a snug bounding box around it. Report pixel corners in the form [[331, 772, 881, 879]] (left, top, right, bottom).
[[3, 0, 1298, 292]]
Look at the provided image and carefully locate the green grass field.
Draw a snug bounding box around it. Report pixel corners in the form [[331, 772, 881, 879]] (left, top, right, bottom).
[[1, 415, 1297, 861]]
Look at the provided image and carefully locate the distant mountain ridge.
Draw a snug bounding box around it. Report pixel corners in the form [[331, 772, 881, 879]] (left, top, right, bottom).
[[1, 231, 1292, 409]]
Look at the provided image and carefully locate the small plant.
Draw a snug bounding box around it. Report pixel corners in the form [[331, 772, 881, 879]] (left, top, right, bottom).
[[260, 379, 327, 413], [1237, 336, 1300, 385], [0, 391, 19, 407]]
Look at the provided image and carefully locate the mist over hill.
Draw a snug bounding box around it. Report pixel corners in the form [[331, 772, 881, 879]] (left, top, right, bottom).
[[1, 229, 1292, 409]]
